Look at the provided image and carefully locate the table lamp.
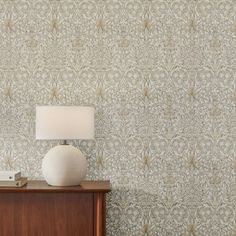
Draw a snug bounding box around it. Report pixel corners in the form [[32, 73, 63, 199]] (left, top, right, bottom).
[[36, 106, 94, 186]]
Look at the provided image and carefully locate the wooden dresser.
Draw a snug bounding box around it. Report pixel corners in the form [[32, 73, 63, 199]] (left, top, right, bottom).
[[0, 180, 111, 236]]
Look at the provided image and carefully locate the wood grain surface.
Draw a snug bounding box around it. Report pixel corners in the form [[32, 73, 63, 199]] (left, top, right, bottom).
[[0, 180, 111, 193], [0, 181, 111, 236]]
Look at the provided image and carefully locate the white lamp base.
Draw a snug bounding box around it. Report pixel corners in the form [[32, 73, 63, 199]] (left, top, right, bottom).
[[42, 145, 87, 186]]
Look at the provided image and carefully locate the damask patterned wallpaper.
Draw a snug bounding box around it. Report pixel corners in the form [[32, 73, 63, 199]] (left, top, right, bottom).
[[0, 0, 235, 235]]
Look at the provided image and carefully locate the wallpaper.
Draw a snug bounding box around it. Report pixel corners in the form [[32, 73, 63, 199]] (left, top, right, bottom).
[[0, 0, 235, 235]]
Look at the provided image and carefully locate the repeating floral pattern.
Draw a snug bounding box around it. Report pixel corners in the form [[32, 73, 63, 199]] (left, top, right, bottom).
[[0, 0, 235, 235]]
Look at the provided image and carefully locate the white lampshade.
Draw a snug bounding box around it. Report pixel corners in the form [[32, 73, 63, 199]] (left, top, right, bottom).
[[36, 106, 94, 140]]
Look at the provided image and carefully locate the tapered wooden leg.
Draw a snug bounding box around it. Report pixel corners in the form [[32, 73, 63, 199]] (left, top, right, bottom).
[[94, 193, 106, 236]]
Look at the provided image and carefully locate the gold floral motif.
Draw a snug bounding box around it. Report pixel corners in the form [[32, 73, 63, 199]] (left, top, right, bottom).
[[51, 88, 59, 100], [51, 19, 59, 32], [96, 19, 105, 31], [4, 86, 12, 100], [0, 1, 234, 235], [143, 87, 149, 98], [96, 87, 104, 98], [5, 19, 13, 32], [189, 155, 197, 169], [143, 19, 152, 31], [4, 152, 14, 170], [188, 224, 196, 236], [96, 155, 104, 168], [142, 223, 149, 234], [189, 19, 197, 32], [143, 155, 150, 168]]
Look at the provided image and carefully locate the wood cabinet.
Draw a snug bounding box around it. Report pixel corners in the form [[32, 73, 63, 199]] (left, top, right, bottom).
[[0, 180, 111, 236]]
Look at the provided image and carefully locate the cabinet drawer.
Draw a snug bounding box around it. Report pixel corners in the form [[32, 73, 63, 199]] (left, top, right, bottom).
[[0, 193, 94, 236]]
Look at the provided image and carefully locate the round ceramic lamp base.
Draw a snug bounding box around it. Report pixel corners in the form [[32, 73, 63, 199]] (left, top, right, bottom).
[[42, 145, 87, 186]]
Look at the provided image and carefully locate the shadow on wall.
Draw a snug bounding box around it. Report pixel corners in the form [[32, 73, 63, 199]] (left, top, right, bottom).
[[105, 182, 236, 236], [106, 186, 180, 236]]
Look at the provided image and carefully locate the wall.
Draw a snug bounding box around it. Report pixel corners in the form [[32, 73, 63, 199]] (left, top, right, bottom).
[[0, 0, 235, 235]]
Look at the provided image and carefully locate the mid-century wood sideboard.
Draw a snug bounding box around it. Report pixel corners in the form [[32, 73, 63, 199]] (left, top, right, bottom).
[[0, 180, 111, 236]]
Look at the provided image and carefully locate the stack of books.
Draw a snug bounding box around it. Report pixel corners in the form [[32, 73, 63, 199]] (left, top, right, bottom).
[[0, 171, 28, 187]]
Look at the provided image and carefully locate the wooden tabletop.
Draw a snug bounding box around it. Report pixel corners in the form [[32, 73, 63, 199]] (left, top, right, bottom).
[[0, 180, 111, 193]]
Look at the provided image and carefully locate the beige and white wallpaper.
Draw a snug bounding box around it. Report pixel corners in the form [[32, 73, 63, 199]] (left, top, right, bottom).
[[0, 0, 235, 235]]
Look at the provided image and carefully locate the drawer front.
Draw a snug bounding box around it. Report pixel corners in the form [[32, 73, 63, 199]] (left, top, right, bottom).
[[0, 193, 94, 236]]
